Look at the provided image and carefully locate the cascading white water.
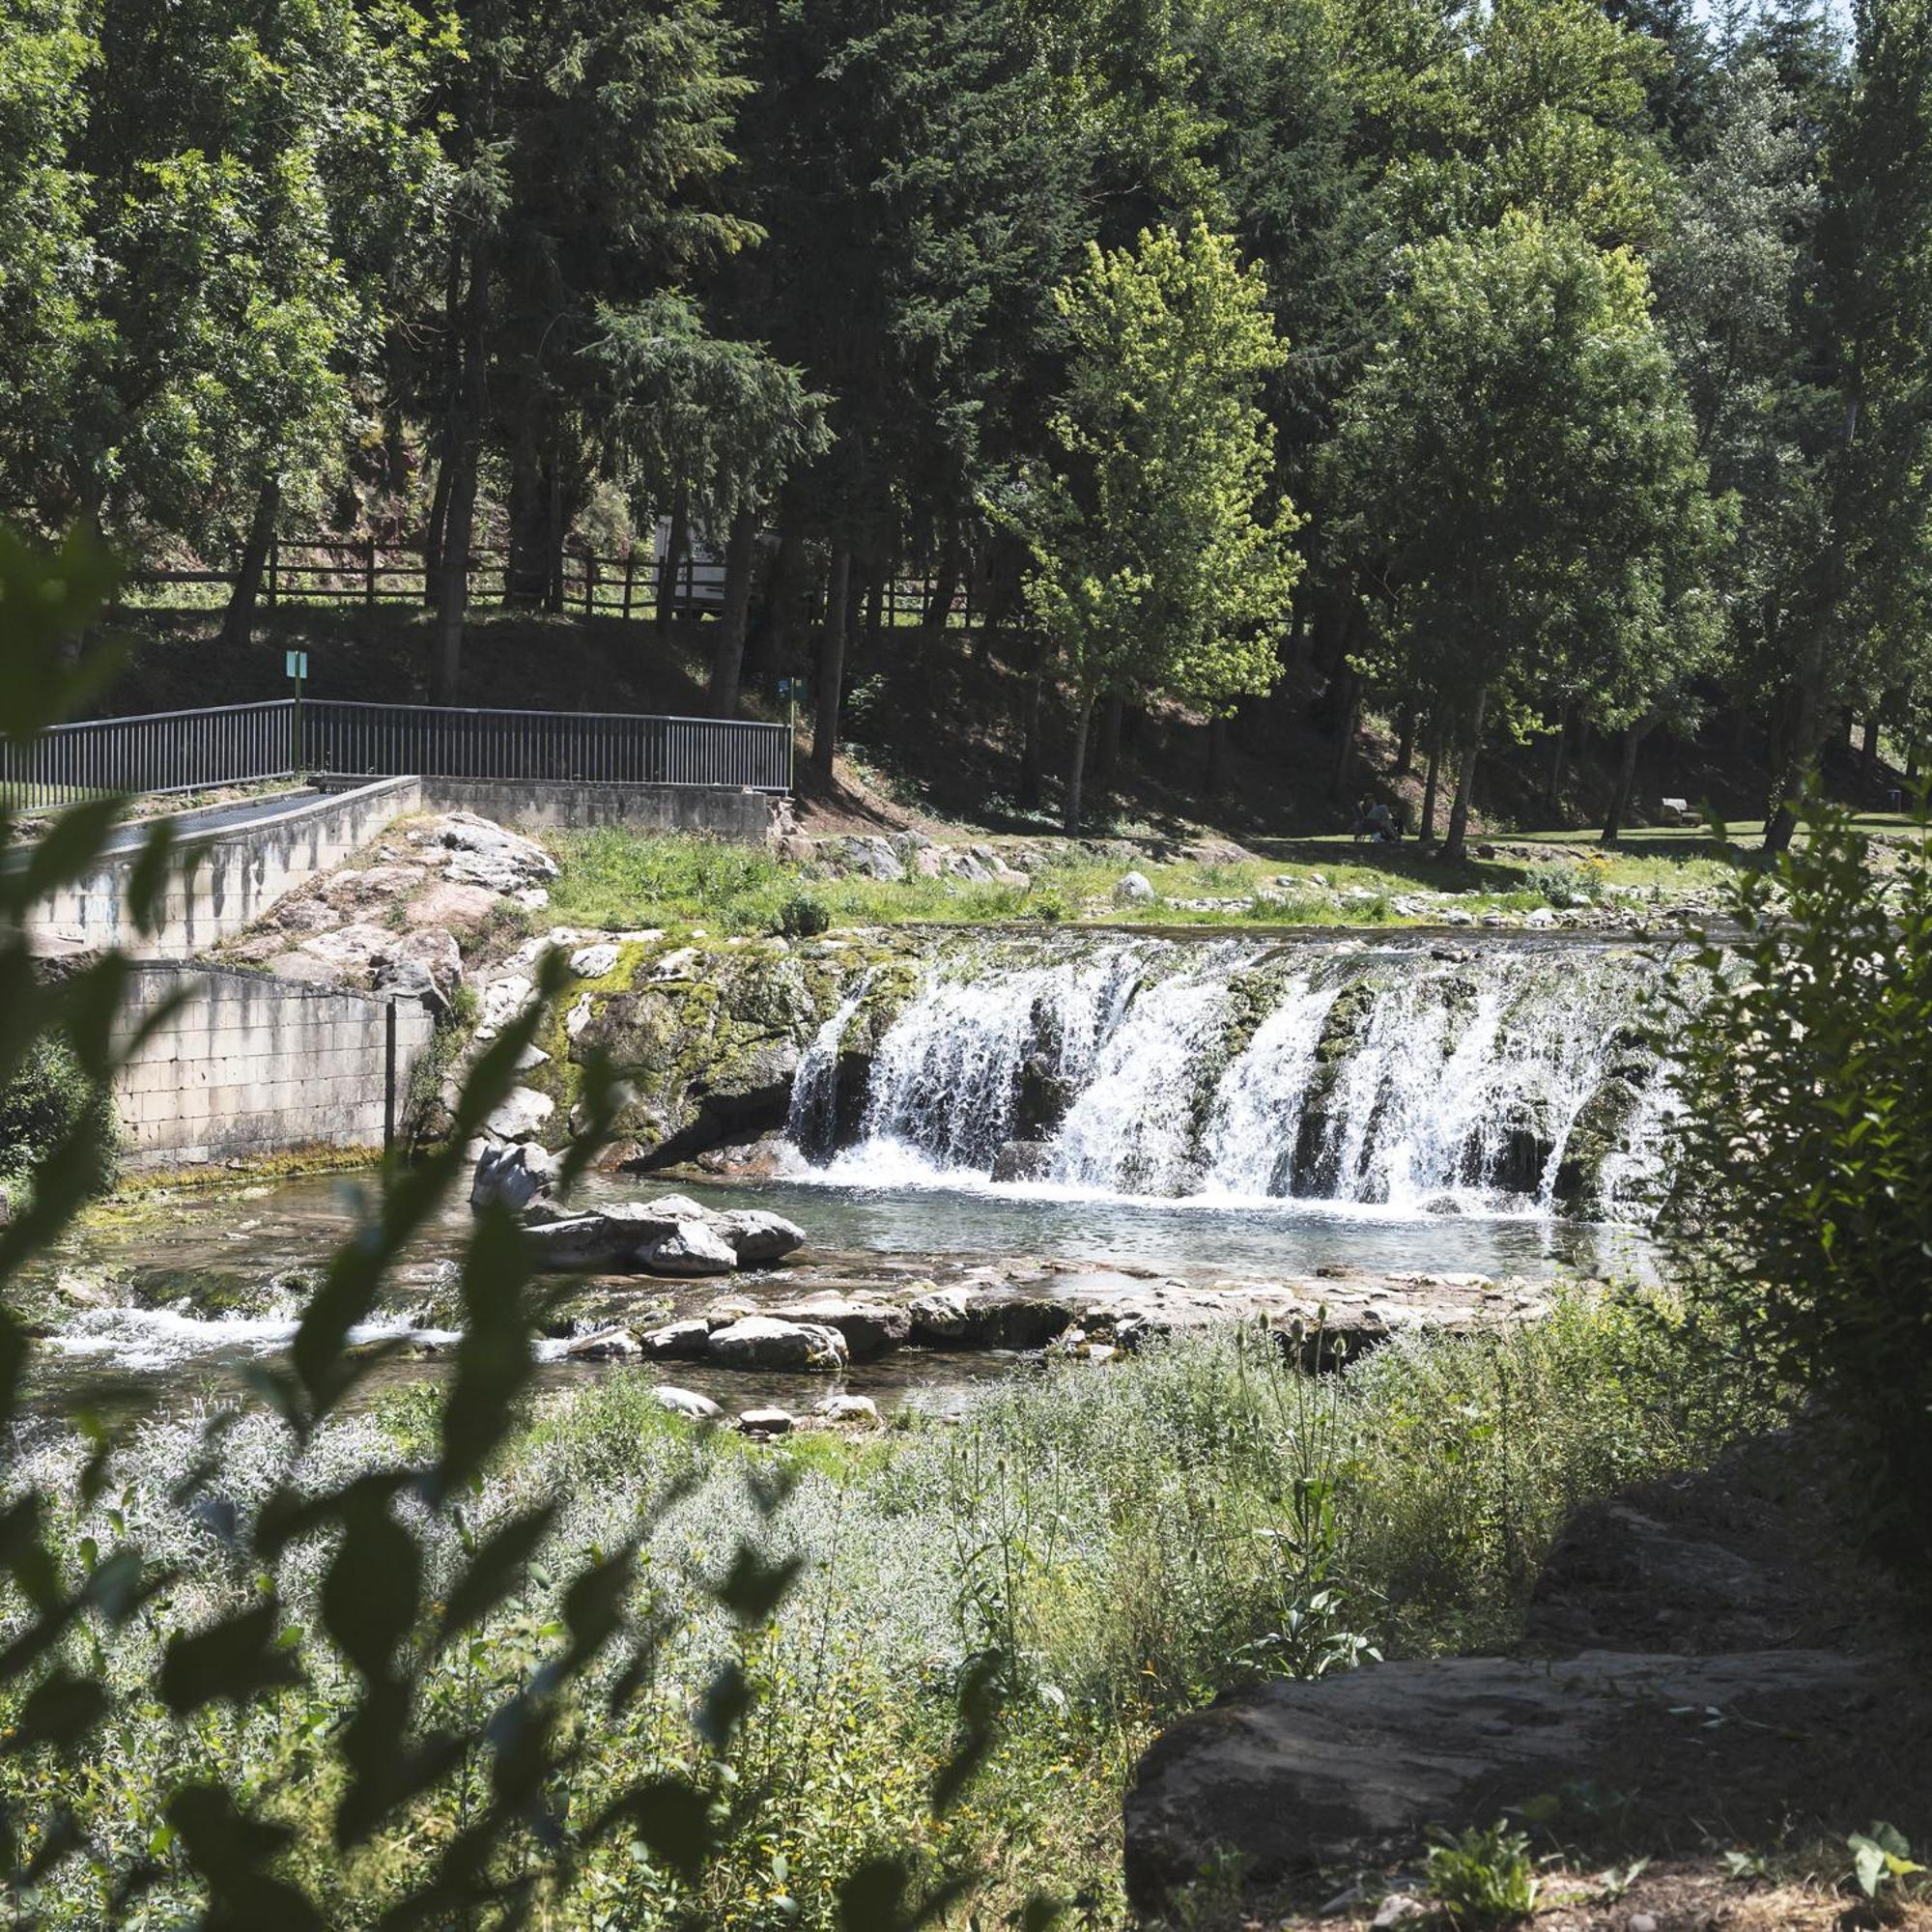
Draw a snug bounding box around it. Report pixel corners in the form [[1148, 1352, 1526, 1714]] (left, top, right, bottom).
[[785, 983, 868, 1159], [805, 935, 1674, 1221], [1198, 978, 1340, 1197]]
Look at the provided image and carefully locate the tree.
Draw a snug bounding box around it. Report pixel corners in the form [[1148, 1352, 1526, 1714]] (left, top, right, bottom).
[[1021, 216, 1302, 834], [420, 0, 750, 696], [1758, 0, 1932, 849], [1327, 212, 1720, 860]]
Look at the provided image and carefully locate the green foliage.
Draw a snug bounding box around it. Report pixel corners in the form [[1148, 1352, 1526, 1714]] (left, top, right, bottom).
[[0, 1036, 118, 1203], [1848, 1823, 1924, 1899], [1020, 214, 1302, 832], [1524, 861, 1604, 909], [770, 889, 830, 939], [1657, 793, 1932, 1572], [0, 527, 1011, 1928], [1424, 1821, 1542, 1927]]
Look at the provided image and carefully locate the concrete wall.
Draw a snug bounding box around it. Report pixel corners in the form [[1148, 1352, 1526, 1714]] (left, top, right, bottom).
[[29, 777, 422, 960], [110, 964, 437, 1171], [414, 777, 777, 839]]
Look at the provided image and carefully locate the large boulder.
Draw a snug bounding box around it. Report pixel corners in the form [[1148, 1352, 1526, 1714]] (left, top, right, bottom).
[[711, 1208, 807, 1265], [417, 811, 558, 894], [707, 1316, 848, 1372], [641, 1220, 739, 1277], [484, 1086, 554, 1144], [470, 1143, 559, 1212], [651, 1384, 724, 1420], [1122, 1648, 1867, 1914], [773, 1293, 910, 1360]]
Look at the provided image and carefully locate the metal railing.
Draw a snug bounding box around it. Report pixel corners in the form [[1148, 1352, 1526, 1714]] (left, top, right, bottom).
[[0, 701, 298, 810], [303, 701, 791, 792], [0, 699, 792, 809]]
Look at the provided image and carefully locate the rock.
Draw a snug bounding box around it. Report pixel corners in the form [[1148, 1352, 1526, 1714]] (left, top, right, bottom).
[[485, 1086, 554, 1144], [990, 1139, 1053, 1183], [570, 943, 620, 979], [1373, 1898, 1426, 1929], [407, 880, 497, 933], [561, 1327, 639, 1360], [774, 1293, 910, 1360], [640, 1220, 739, 1277], [426, 811, 559, 893], [838, 836, 905, 882], [711, 1208, 808, 1265], [707, 1316, 849, 1372], [906, 1285, 974, 1342], [1122, 1649, 1865, 1912], [637, 1193, 714, 1222], [470, 1142, 559, 1212], [814, 1394, 879, 1425], [639, 1319, 712, 1360], [1114, 871, 1155, 904], [651, 1384, 724, 1421], [478, 975, 535, 1033], [738, 1406, 795, 1436]]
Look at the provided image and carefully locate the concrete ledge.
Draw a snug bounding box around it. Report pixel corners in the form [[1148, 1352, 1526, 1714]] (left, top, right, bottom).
[[28, 777, 422, 959], [413, 777, 778, 839]]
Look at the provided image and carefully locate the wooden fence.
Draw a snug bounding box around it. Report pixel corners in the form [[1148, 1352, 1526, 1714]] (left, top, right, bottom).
[[126, 538, 978, 627]]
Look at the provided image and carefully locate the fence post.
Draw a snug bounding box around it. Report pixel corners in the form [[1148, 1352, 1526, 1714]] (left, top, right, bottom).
[[365, 536, 377, 607], [585, 554, 597, 617], [621, 554, 634, 622], [267, 538, 278, 610]]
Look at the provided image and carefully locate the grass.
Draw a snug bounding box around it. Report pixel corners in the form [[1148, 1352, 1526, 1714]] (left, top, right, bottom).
[[540, 828, 1743, 939], [1, 1292, 1763, 1927]]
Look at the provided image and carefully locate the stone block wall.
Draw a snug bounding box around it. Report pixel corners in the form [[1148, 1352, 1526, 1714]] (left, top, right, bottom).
[[110, 965, 436, 1170], [414, 777, 777, 839]]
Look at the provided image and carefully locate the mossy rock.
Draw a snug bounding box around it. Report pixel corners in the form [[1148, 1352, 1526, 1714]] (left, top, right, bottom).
[[1552, 1073, 1649, 1211]]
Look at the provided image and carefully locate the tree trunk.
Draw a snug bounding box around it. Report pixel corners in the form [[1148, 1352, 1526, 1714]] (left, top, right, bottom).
[[1017, 659, 1043, 811], [422, 446, 453, 608], [1394, 701, 1417, 777], [1064, 691, 1094, 835], [434, 440, 477, 702], [1601, 721, 1650, 846], [1419, 721, 1444, 845], [655, 486, 690, 633], [745, 519, 801, 686], [1543, 706, 1570, 813], [923, 528, 960, 632], [1861, 711, 1882, 797], [1443, 684, 1489, 862], [504, 447, 550, 607], [1329, 674, 1362, 800], [1206, 714, 1228, 797], [811, 548, 851, 785], [219, 475, 280, 650], [708, 508, 759, 719], [1764, 669, 1824, 854], [1094, 691, 1123, 778]]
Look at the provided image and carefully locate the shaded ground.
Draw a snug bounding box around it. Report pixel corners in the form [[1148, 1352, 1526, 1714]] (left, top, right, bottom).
[[1132, 1430, 1932, 1931]]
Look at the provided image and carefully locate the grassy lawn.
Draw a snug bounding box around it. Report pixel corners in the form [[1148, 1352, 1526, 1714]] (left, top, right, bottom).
[[539, 826, 1743, 938]]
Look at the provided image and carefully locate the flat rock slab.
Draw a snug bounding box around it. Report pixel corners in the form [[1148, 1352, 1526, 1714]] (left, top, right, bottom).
[[1123, 1648, 1868, 1913]]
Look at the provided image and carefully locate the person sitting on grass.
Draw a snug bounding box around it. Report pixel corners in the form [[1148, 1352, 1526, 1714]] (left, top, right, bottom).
[[1351, 798, 1399, 842]]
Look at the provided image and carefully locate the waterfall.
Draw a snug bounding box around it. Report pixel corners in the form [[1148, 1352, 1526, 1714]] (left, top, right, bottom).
[[802, 934, 1674, 1221], [785, 982, 869, 1160]]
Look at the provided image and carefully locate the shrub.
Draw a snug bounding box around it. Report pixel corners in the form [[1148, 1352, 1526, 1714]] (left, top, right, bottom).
[[1425, 1821, 1540, 1926], [1523, 860, 1599, 908], [771, 889, 831, 937], [0, 1033, 119, 1202], [1657, 794, 1932, 1575]]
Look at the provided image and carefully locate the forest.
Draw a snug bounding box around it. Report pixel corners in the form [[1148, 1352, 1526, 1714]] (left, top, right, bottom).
[[4, 0, 1929, 848]]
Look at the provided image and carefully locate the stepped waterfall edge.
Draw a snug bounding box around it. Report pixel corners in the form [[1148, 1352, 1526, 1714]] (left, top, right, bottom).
[[795, 931, 1681, 1223]]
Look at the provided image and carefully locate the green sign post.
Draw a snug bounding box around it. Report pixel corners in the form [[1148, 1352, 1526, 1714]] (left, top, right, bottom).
[[286, 649, 307, 776]]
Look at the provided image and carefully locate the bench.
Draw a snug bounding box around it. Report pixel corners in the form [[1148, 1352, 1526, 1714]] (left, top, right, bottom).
[[1659, 796, 1695, 826]]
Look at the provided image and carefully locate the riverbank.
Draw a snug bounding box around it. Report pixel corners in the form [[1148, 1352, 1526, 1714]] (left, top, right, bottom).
[[1, 1297, 1763, 1927]]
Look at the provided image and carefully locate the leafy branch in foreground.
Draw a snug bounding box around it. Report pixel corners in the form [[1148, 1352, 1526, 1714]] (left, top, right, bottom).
[[1657, 792, 1932, 1576], [0, 526, 1010, 1928]]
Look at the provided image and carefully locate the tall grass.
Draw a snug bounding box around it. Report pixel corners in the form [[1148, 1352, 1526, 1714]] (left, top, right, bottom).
[[539, 829, 1736, 939], [1, 1293, 1756, 1926]]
